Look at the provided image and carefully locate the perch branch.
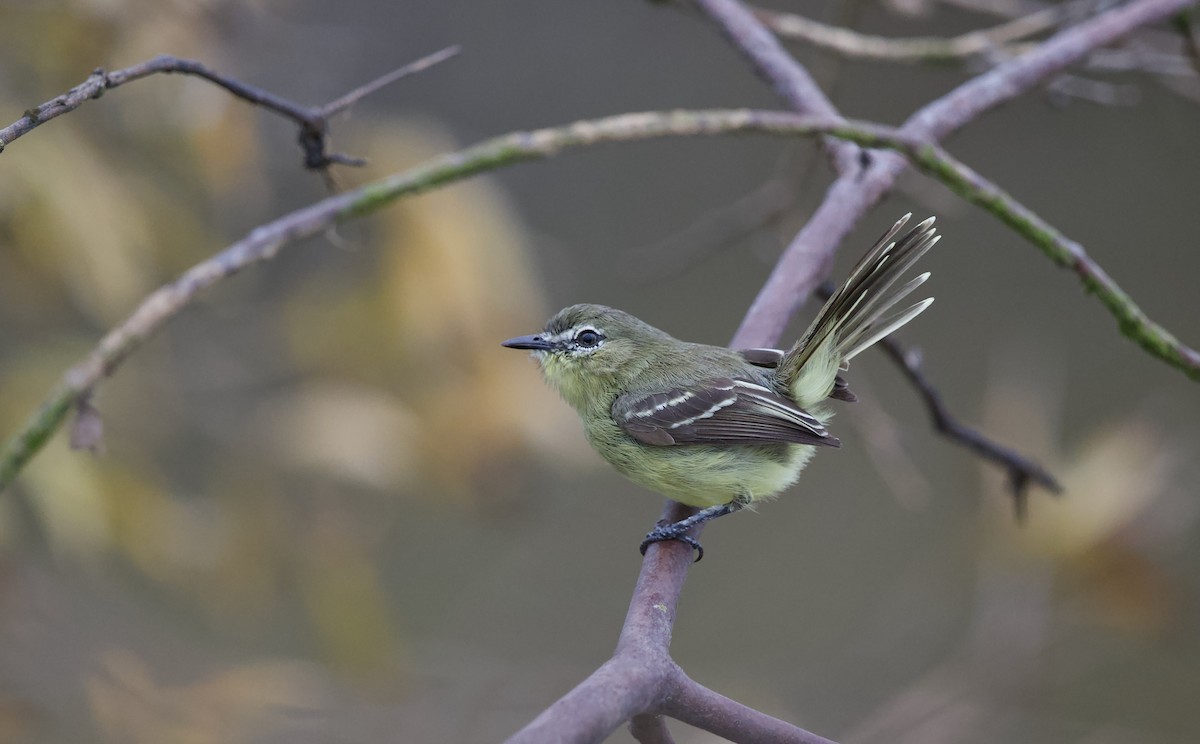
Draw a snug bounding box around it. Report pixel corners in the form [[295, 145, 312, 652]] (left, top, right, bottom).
[[507, 503, 835, 743], [516, 2, 1192, 740]]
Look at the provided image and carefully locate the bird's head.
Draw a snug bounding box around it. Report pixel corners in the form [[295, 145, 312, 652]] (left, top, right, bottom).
[[502, 304, 671, 410]]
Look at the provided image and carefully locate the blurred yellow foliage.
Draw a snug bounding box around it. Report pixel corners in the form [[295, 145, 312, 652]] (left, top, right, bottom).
[[0, 7, 593, 735], [297, 506, 404, 683], [278, 120, 592, 505], [87, 650, 335, 744], [979, 372, 1183, 634], [249, 381, 421, 492], [2, 128, 161, 324]]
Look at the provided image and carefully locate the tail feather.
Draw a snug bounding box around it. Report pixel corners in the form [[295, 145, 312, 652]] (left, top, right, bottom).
[[780, 214, 940, 408]]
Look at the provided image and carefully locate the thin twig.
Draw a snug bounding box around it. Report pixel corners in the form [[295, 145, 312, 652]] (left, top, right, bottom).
[[940, 0, 1200, 98], [728, 0, 1193, 349], [319, 45, 461, 117], [753, 4, 1063, 62], [620, 177, 796, 283], [878, 337, 1061, 519], [0, 47, 460, 170], [756, 0, 1198, 78], [814, 282, 1062, 508]]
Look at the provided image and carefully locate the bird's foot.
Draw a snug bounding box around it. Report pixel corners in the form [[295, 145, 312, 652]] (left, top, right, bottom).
[[639, 523, 704, 562]]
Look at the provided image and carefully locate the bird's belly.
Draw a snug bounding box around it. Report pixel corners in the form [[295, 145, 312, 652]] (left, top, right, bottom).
[[596, 438, 817, 508]]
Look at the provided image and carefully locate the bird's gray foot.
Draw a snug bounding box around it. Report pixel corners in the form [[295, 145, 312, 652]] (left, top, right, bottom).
[[640, 525, 704, 562]]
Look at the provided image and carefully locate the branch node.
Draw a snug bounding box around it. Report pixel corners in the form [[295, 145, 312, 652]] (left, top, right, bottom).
[[69, 395, 105, 455]]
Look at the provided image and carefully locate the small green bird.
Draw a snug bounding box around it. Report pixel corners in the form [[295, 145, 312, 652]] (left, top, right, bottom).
[[502, 214, 940, 559]]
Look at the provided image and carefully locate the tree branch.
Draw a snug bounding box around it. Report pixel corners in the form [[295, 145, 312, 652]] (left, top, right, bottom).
[[506, 501, 694, 743], [879, 337, 1062, 511], [693, 0, 859, 173], [0, 47, 460, 171], [752, 4, 1063, 63], [0, 107, 1194, 500], [728, 0, 1193, 347], [662, 670, 839, 744], [809, 281, 1062, 509]]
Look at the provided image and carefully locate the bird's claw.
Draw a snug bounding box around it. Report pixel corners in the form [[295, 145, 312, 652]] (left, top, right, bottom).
[[639, 526, 704, 562]]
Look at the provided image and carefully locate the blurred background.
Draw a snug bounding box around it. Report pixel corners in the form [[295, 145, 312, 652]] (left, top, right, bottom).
[[0, 0, 1198, 741]]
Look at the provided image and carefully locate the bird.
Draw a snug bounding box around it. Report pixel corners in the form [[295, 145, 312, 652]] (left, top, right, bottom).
[[502, 214, 940, 560]]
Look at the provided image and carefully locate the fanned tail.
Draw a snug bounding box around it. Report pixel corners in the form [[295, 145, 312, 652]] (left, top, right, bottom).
[[779, 214, 940, 409]]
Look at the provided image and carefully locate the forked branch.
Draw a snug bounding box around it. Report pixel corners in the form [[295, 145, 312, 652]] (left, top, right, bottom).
[[0, 46, 460, 172]]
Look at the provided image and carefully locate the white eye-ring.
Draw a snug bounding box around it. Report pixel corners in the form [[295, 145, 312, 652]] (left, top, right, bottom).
[[573, 327, 603, 349]]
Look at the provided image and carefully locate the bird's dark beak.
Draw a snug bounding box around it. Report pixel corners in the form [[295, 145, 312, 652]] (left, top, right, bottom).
[[501, 334, 554, 351]]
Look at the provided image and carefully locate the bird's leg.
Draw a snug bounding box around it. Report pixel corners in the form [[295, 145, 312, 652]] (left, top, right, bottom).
[[639, 495, 749, 562]]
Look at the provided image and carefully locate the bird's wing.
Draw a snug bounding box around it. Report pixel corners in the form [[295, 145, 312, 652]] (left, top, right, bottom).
[[613, 377, 840, 447], [736, 349, 857, 402]]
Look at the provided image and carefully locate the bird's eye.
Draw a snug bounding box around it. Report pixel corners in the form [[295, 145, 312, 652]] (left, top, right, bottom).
[[574, 329, 602, 348]]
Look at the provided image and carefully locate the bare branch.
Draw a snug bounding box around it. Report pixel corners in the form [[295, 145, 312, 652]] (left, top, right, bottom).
[[900, 129, 1200, 380], [693, 0, 859, 173], [809, 281, 1062, 508], [505, 657, 673, 744], [506, 501, 695, 743], [0, 47, 459, 170], [752, 4, 1063, 62], [730, 0, 1192, 348], [318, 45, 462, 117], [662, 671, 838, 744], [1, 107, 1194, 495], [754, 0, 1197, 79], [621, 176, 796, 283], [880, 338, 1062, 512]]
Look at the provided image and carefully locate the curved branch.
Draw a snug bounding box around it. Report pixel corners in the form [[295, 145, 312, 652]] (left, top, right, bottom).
[[808, 280, 1062, 503], [1, 108, 1195, 491], [876, 336, 1062, 509], [0, 47, 459, 170], [661, 670, 838, 744], [901, 139, 1200, 379], [752, 4, 1062, 62]]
